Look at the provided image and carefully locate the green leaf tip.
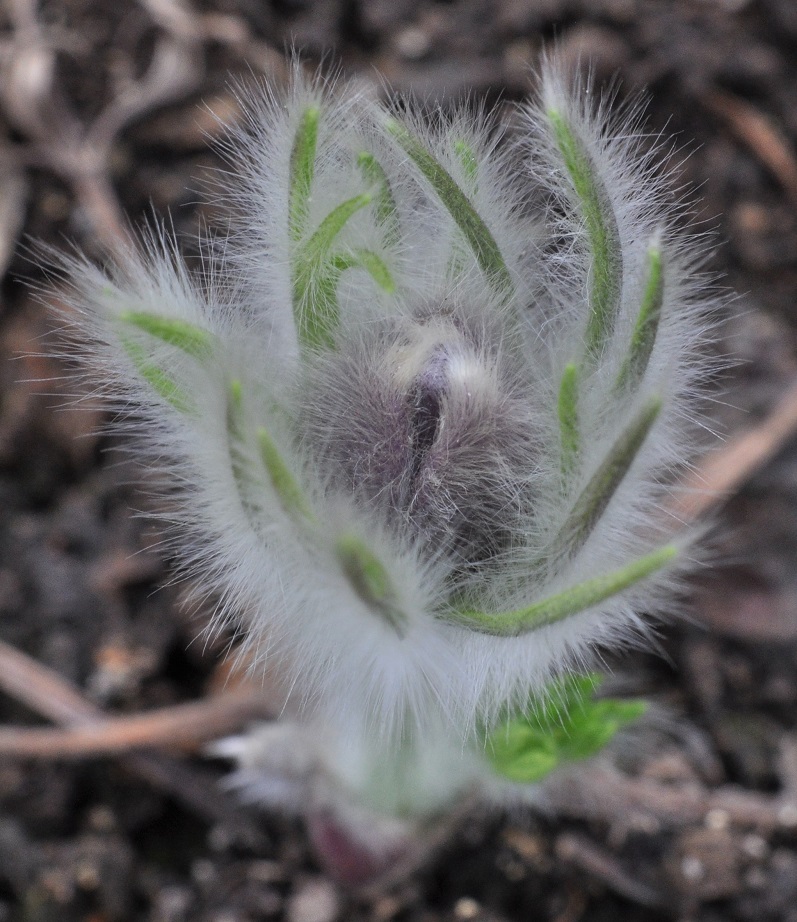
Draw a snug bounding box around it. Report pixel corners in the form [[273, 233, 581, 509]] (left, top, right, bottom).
[[450, 543, 677, 636], [119, 311, 213, 360], [547, 108, 622, 359], [293, 192, 374, 349], [556, 394, 662, 558], [228, 377, 243, 410], [453, 138, 478, 186], [330, 248, 396, 294], [120, 335, 191, 413], [558, 362, 580, 481], [336, 533, 407, 635], [357, 151, 401, 244], [289, 105, 320, 242], [311, 193, 373, 249], [116, 311, 212, 412], [385, 117, 513, 297], [257, 426, 313, 521], [486, 672, 648, 783], [225, 380, 312, 524], [616, 241, 664, 393]]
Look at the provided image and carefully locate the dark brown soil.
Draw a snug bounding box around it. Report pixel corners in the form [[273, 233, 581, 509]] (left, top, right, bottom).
[[2, 1, 797, 920]]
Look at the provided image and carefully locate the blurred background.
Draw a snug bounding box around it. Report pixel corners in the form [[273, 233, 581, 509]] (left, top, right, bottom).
[[2, 1, 797, 920]]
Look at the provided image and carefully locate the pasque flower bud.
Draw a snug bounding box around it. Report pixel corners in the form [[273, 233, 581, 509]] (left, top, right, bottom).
[[53, 56, 718, 863]]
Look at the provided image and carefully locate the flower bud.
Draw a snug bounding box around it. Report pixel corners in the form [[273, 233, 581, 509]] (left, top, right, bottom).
[[52, 57, 720, 842]]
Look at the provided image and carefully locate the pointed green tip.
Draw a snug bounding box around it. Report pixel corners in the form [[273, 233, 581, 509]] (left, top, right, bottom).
[[336, 533, 407, 636], [547, 107, 622, 360], [229, 377, 243, 409], [555, 393, 662, 559], [118, 311, 213, 360], [256, 426, 313, 522], [450, 543, 678, 636], [289, 105, 321, 243], [616, 240, 665, 393], [119, 334, 192, 413], [386, 117, 513, 298], [453, 138, 478, 185]]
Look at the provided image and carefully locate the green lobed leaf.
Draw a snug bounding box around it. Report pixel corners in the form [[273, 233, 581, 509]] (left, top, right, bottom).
[[547, 108, 622, 360], [386, 118, 513, 297], [486, 673, 647, 784], [449, 543, 677, 636], [616, 241, 664, 393]]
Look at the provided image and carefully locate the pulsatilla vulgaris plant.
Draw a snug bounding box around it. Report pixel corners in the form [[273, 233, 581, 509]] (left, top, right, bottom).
[[57, 60, 716, 880]]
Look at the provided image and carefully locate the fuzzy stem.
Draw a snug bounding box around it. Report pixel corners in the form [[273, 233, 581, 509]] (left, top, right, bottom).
[[547, 108, 622, 360], [616, 240, 664, 393], [385, 118, 513, 297], [449, 544, 677, 636]]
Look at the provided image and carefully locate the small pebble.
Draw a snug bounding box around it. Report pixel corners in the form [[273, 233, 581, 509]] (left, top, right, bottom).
[[741, 834, 768, 860], [681, 856, 705, 882], [287, 879, 340, 922], [778, 803, 797, 827], [394, 27, 431, 61], [705, 808, 730, 830], [454, 897, 480, 919]]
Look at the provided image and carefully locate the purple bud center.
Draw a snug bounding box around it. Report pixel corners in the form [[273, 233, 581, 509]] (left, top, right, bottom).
[[302, 309, 537, 566], [409, 346, 448, 483]]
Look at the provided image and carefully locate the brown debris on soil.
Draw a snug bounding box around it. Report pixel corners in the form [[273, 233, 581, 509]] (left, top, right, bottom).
[[2, 1, 797, 920]]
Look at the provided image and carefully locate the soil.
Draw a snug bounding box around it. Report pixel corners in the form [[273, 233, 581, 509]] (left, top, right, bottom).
[[2, 0, 797, 920]]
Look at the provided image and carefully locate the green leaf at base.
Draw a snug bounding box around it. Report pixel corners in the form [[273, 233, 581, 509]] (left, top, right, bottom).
[[485, 673, 647, 784]]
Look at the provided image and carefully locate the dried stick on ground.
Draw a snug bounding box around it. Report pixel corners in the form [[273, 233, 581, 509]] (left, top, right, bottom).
[[542, 760, 797, 835], [671, 377, 797, 524], [703, 88, 797, 207], [0, 637, 272, 823], [0, 690, 274, 758]]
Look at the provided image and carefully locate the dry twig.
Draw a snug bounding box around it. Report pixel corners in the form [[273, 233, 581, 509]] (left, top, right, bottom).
[[543, 762, 797, 836], [704, 88, 797, 206], [555, 832, 665, 908], [0, 691, 274, 758], [0, 638, 272, 823], [672, 377, 797, 523], [1, 0, 203, 256]]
